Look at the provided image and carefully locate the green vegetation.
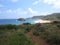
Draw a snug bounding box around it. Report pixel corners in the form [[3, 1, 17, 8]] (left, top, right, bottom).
[[33, 21, 60, 45], [0, 24, 36, 45], [33, 23, 45, 36], [0, 21, 60, 45], [23, 22, 31, 25], [0, 32, 34, 45]]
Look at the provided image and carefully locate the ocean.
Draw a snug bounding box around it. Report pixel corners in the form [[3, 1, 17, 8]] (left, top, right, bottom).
[[0, 19, 35, 25]]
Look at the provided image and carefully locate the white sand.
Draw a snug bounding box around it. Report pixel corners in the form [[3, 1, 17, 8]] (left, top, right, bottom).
[[35, 19, 51, 23]]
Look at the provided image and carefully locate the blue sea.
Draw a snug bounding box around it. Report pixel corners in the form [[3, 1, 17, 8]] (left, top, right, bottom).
[[0, 19, 35, 25]]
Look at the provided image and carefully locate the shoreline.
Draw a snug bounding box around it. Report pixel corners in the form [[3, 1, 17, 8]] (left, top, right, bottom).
[[34, 19, 51, 23]]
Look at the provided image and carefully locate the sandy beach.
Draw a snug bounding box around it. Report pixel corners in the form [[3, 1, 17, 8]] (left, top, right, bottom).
[[35, 19, 51, 23]]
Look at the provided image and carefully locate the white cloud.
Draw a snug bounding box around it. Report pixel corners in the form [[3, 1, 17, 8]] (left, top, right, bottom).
[[27, 8, 40, 17], [28, 8, 40, 15], [53, 0, 60, 9], [43, 0, 60, 9], [0, 8, 41, 18], [16, 8, 27, 15], [33, 0, 41, 5], [33, 0, 60, 9], [2, 8, 27, 15], [0, 4, 4, 7], [6, 10, 12, 14], [33, 1, 39, 5], [28, 8, 33, 13], [43, 0, 56, 4]]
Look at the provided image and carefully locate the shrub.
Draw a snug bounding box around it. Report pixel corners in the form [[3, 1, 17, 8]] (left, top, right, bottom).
[[57, 24, 60, 28], [0, 31, 35, 45], [0, 24, 18, 30], [52, 21, 60, 24], [23, 23, 31, 25], [38, 23, 60, 45], [33, 23, 45, 36], [33, 30, 40, 36]]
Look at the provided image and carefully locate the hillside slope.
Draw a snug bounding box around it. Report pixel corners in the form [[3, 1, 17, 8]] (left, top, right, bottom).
[[29, 13, 60, 20]]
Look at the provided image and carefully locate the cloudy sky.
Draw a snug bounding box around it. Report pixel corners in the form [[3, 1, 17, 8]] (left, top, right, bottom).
[[0, 0, 60, 19]]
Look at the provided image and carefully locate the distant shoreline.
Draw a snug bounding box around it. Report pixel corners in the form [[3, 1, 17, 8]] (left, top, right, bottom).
[[34, 19, 52, 23]]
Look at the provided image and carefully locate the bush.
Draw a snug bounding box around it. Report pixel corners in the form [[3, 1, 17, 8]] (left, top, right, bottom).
[[33, 30, 40, 36], [0, 24, 18, 30], [52, 21, 60, 24], [24, 25, 32, 33], [57, 24, 60, 28], [38, 23, 60, 45], [0, 31, 35, 45], [33, 23, 45, 36], [46, 36, 60, 45], [23, 23, 31, 25]]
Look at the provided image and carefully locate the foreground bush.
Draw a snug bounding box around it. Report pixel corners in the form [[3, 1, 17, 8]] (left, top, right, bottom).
[[0, 30, 35, 45], [41, 23, 60, 45], [33, 23, 45, 36], [33, 23, 60, 45]]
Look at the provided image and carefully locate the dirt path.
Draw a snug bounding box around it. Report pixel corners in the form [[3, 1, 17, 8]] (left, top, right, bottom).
[[26, 29, 49, 45]]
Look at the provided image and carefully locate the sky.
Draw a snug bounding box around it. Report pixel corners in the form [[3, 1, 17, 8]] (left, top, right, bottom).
[[0, 0, 60, 19]]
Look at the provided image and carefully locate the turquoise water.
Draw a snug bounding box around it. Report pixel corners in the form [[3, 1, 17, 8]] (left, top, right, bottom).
[[0, 19, 35, 25]]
